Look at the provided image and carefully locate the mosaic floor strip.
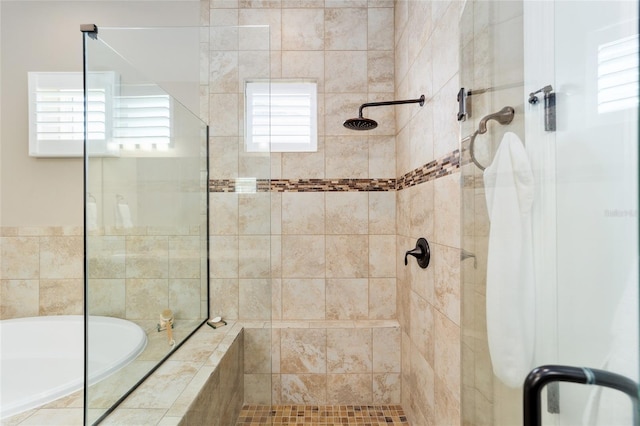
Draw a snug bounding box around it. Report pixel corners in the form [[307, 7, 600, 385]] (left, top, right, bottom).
[[236, 404, 410, 425]]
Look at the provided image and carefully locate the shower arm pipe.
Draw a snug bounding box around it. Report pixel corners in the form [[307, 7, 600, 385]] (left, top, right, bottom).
[[357, 95, 426, 118]]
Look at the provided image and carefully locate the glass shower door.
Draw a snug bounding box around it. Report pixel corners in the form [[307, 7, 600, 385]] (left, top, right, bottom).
[[461, 1, 639, 425], [543, 1, 639, 424]]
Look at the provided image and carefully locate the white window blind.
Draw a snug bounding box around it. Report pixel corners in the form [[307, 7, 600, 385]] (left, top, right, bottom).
[[114, 92, 171, 150], [245, 81, 317, 152], [597, 34, 639, 114], [28, 72, 117, 157]]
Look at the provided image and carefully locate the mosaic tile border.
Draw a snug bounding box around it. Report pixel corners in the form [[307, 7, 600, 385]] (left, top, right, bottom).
[[209, 150, 460, 193], [271, 178, 396, 192], [395, 149, 460, 190]]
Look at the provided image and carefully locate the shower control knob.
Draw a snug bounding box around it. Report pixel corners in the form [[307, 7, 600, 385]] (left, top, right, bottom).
[[404, 237, 430, 269]]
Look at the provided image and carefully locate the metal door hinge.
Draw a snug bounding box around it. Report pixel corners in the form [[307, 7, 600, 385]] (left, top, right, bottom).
[[457, 88, 469, 121], [529, 85, 556, 131]]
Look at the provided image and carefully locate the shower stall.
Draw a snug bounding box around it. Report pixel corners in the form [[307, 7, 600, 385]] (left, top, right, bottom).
[[3, 0, 639, 424], [460, 1, 639, 425]]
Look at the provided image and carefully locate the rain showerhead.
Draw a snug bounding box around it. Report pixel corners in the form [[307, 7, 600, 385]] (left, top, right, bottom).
[[343, 117, 378, 131], [343, 95, 425, 131]]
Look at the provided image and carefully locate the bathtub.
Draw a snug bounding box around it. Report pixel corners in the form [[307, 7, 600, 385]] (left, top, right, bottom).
[[0, 315, 147, 419]]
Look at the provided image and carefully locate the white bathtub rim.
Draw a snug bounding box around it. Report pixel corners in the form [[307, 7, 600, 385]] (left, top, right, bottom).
[[0, 315, 147, 420]]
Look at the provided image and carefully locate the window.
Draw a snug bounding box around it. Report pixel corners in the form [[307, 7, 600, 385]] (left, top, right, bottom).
[[28, 72, 173, 157], [28, 71, 118, 157], [245, 80, 317, 152], [597, 34, 639, 114], [114, 87, 172, 151]]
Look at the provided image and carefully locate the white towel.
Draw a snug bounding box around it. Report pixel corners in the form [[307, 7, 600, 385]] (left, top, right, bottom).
[[116, 203, 133, 228], [86, 201, 98, 231], [484, 131, 535, 388]]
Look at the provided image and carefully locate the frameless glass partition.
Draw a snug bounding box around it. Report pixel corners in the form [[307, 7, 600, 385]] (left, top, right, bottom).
[[459, 3, 526, 424], [82, 26, 209, 424]]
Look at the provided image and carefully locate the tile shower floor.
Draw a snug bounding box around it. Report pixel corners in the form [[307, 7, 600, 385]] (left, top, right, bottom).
[[236, 405, 410, 425]]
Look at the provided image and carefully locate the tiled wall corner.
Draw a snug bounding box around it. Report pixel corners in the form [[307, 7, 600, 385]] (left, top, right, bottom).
[[395, 0, 463, 425]]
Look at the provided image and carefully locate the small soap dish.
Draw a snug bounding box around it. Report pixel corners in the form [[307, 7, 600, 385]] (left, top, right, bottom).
[[207, 316, 227, 329]]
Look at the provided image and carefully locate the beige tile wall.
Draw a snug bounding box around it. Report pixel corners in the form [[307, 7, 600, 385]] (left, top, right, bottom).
[[204, 0, 401, 408], [0, 227, 83, 319], [205, 0, 467, 418], [244, 321, 401, 405], [0, 226, 206, 321], [395, 1, 463, 425]]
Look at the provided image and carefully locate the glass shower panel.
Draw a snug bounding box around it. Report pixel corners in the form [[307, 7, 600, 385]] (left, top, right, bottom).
[[553, 1, 638, 423], [83, 27, 208, 424], [460, 2, 528, 425], [461, 1, 639, 425]]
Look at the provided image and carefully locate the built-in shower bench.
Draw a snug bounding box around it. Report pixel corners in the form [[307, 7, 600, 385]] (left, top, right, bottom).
[[111, 319, 401, 424]]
